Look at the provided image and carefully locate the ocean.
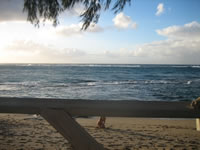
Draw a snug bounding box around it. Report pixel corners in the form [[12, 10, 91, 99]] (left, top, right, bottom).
[[0, 64, 200, 101]]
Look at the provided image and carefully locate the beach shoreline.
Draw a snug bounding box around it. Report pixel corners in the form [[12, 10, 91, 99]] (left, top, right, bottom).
[[0, 114, 200, 150]]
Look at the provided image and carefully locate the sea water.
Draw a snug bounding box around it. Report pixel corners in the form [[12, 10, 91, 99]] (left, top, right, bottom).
[[0, 64, 200, 101]]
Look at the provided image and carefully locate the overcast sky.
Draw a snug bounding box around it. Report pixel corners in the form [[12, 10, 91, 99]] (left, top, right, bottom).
[[0, 0, 200, 64]]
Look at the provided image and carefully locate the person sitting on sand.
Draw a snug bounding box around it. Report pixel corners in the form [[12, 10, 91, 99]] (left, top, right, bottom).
[[97, 116, 106, 128]]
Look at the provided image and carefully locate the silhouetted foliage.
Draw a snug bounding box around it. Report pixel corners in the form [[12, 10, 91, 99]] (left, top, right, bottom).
[[23, 0, 131, 30]]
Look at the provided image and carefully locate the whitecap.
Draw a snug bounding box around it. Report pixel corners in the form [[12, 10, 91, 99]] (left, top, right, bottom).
[[100, 80, 137, 85], [87, 82, 96, 86], [70, 64, 141, 68], [171, 66, 189, 68], [145, 80, 168, 84], [0, 85, 18, 91], [192, 65, 200, 68]]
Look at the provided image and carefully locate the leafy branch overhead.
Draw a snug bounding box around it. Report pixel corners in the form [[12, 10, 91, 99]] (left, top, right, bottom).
[[23, 0, 131, 30]]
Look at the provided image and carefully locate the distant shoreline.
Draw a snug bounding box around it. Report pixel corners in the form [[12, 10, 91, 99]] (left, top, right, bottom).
[[0, 63, 200, 65]]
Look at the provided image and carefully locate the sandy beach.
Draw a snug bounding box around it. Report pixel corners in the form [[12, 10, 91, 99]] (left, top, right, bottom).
[[0, 113, 200, 150]]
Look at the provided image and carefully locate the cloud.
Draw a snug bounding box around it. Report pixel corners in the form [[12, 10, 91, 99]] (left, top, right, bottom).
[[87, 23, 104, 33], [2, 40, 86, 63], [55, 22, 104, 37], [131, 39, 200, 57], [5, 40, 86, 56], [112, 13, 137, 29], [63, 48, 86, 57], [133, 22, 200, 63], [156, 3, 164, 16], [103, 21, 200, 64], [5, 40, 44, 53], [156, 21, 200, 39], [55, 23, 83, 37]]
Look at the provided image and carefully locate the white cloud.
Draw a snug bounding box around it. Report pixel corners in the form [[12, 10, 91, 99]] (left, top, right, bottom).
[[131, 39, 200, 58], [55, 23, 83, 37], [134, 21, 200, 64], [6, 21, 199, 64], [1, 40, 86, 63], [87, 23, 104, 33], [5, 40, 86, 56], [63, 48, 86, 57], [103, 21, 200, 64], [5, 40, 45, 53], [112, 13, 137, 29], [2, 20, 200, 64], [156, 21, 200, 39], [55, 22, 104, 37], [156, 3, 164, 16]]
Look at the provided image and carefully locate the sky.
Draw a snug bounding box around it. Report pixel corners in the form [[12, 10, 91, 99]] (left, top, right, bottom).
[[0, 0, 200, 64]]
